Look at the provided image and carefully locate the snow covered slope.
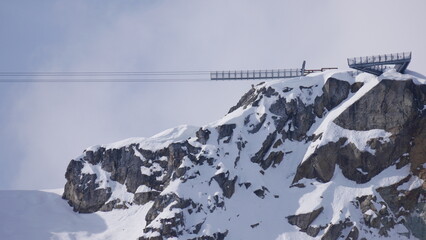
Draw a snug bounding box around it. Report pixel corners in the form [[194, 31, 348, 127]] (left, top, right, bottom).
[[3, 70, 425, 240], [0, 189, 153, 240]]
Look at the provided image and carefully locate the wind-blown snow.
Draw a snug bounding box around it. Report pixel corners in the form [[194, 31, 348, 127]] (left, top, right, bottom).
[[381, 69, 426, 84], [85, 125, 198, 152]]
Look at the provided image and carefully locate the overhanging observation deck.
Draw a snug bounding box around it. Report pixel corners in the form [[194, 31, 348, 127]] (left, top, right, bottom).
[[347, 52, 411, 76]]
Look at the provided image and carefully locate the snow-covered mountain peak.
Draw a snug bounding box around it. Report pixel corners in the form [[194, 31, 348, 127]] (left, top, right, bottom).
[[60, 70, 426, 240]]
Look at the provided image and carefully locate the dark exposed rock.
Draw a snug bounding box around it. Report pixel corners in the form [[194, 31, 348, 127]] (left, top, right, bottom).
[[283, 87, 293, 92], [250, 223, 260, 228], [314, 78, 351, 117], [228, 85, 277, 113], [142, 211, 185, 239], [264, 151, 284, 169], [272, 139, 283, 148], [290, 183, 306, 188], [376, 175, 426, 239], [345, 226, 359, 240], [212, 172, 237, 198], [62, 159, 112, 213], [248, 113, 267, 134], [174, 166, 189, 178], [192, 220, 205, 234], [294, 80, 426, 184], [216, 124, 236, 143], [134, 190, 160, 205], [334, 79, 426, 133], [351, 82, 364, 93], [145, 194, 178, 225], [293, 132, 413, 184], [409, 116, 426, 170], [253, 186, 269, 199], [238, 182, 251, 189], [293, 138, 347, 183], [269, 97, 288, 118], [99, 199, 120, 212], [282, 98, 316, 141], [188, 230, 228, 240], [357, 195, 381, 229], [196, 128, 211, 145], [268, 79, 345, 142], [321, 219, 353, 240], [97, 146, 144, 193], [63, 140, 202, 214], [251, 131, 277, 169], [287, 207, 324, 231], [306, 225, 322, 237], [228, 87, 257, 113], [263, 86, 278, 97]]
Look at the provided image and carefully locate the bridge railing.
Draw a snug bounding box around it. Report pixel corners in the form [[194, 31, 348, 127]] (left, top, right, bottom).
[[211, 69, 303, 80], [347, 52, 411, 66]]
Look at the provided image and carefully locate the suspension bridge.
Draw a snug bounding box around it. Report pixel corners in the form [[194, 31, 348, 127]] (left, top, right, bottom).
[[0, 52, 412, 83]]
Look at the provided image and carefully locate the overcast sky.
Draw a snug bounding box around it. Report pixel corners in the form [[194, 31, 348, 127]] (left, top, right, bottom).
[[1, 0, 426, 190]]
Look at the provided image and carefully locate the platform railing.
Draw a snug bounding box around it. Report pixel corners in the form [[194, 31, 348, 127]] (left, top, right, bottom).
[[348, 52, 411, 66]]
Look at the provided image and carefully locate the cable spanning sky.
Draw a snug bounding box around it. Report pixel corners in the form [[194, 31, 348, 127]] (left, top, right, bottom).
[[1, 0, 426, 190]]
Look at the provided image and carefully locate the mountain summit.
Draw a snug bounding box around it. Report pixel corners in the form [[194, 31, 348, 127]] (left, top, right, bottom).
[[62, 70, 426, 240]]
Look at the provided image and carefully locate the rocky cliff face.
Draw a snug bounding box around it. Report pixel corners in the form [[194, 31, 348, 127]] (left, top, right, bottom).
[[63, 70, 426, 240]]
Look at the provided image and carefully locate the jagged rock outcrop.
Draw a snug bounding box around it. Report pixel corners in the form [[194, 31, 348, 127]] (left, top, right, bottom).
[[63, 71, 426, 240], [314, 77, 351, 117], [376, 175, 426, 239], [294, 79, 426, 184], [287, 207, 324, 236], [63, 159, 112, 213]]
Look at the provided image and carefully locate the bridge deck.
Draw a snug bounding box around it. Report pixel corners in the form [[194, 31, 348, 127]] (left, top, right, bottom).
[[210, 69, 303, 80]]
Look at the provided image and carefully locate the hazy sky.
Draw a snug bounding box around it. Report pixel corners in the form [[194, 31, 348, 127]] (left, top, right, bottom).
[[1, 0, 426, 190]]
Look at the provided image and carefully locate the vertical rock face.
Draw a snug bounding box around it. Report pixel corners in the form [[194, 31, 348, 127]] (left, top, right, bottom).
[[294, 79, 426, 184], [63, 159, 112, 213], [334, 80, 426, 132], [62, 71, 426, 240]]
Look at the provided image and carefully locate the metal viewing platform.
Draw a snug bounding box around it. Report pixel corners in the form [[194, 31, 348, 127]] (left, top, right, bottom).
[[347, 52, 411, 76]]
